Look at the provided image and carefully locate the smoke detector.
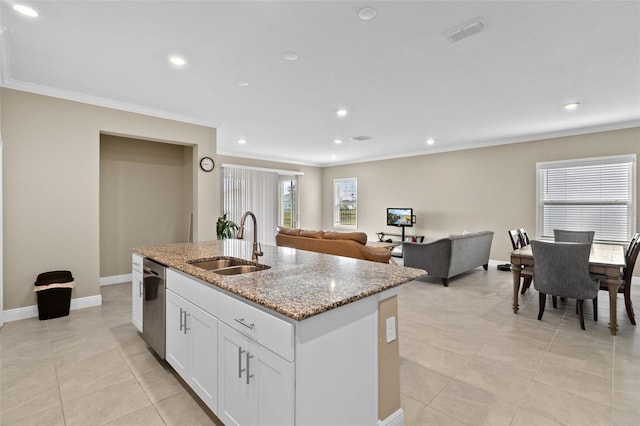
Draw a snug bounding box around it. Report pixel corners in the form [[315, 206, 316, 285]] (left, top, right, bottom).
[[443, 18, 485, 43]]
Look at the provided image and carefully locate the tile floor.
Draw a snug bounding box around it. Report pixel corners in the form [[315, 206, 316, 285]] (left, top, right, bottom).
[[1, 267, 639, 425]]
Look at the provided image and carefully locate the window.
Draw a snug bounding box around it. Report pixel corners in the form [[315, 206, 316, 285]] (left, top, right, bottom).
[[536, 154, 636, 243], [334, 178, 357, 228], [279, 176, 298, 229]]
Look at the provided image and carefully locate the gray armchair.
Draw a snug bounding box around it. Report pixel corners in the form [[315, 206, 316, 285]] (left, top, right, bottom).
[[531, 240, 599, 330], [553, 229, 595, 243]]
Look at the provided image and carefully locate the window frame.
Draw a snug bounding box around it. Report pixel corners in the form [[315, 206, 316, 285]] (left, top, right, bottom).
[[333, 178, 358, 229], [536, 154, 637, 244], [279, 175, 299, 229]]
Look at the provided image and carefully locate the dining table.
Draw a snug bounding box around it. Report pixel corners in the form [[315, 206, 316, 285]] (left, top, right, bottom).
[[510, 243, 626, 335]]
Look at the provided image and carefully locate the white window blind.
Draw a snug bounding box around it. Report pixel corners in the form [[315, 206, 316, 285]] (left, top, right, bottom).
[[222, 167, 279, 246], [536, 154, 636, 243]]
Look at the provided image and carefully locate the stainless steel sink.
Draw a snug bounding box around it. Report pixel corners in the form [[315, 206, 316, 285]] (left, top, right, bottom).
[[211, 264, 270, 275], [188, 257, 270, 275]]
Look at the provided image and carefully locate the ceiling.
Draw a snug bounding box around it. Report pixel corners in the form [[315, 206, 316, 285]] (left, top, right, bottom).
[[1, 1, 639, 167]]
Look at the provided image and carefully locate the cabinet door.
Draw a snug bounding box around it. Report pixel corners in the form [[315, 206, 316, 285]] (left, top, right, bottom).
[[131, 254, 143, 332], [256, 346, 294, 426], [165, 290, 188, 379], [218, 322, 257, 426], [187, 303, 218, 413]]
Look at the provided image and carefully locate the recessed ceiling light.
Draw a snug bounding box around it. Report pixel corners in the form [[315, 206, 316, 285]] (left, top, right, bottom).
[[426, 138, 435, 145], [563, 102, 580, 111], [336, 109, 348, 117], [358, 7, 377, 20], [14, 4, 38, 17], [168, 55, 187, 66], [334, 139, 342, 144], [238, 139, 246, 145], [283, 52, 298, 61], [236, 80, 249, 87]]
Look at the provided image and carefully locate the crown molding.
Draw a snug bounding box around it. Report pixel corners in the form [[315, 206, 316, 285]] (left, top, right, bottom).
[[1, 78, 218, 128]]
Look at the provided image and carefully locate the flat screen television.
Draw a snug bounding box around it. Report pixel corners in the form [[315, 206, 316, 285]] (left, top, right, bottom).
[[387, 208, 414, 227]]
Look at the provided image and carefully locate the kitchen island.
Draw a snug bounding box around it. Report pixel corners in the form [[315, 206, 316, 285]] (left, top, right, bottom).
[[134, 239, 426, 426]]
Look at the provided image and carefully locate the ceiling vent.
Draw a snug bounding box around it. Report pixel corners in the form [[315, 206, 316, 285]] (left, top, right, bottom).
[[350, 135, 372, 141], [443, 18, 485, 43]]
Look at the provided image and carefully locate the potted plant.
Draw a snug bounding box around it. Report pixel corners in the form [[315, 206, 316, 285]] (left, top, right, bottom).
[[216, 213, 238, 239]]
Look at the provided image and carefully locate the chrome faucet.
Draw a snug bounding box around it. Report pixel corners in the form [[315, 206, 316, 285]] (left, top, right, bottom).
[[237, 211, 263, 261]]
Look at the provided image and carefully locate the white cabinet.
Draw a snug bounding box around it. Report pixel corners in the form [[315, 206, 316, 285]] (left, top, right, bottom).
[[166, 270, 218, 414], [131, 253, 143, 332], [217, 322, 294, 426]]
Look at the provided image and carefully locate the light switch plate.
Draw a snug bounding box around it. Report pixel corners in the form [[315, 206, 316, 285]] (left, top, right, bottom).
[[385, 316, 396, 343]]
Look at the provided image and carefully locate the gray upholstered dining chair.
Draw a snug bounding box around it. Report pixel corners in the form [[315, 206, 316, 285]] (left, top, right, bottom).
[[553, 229, 595, 243], [531, 240, 600, 330]]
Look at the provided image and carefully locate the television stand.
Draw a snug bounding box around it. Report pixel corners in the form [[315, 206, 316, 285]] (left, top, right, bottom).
[[376, 229, 424, 258]]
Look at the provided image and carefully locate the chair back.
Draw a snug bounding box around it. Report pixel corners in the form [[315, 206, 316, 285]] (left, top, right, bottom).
[[626, 232, 640, 258], [508, 229, 523, 250], [553, 229, 595, 243], [623, 238, 640, 285], [518, 228, 531, 245], [531, 240, 598, 300]]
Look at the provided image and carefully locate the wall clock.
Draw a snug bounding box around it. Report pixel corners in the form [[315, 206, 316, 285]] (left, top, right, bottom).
[[199, 156, 215, 172]]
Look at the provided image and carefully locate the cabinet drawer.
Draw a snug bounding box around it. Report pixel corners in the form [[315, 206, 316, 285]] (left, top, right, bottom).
[[167, 269, 218, 317], [218, 292, 294, 361]]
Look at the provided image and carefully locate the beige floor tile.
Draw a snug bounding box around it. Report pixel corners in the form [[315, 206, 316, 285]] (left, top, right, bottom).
[[103, 405, 165, 426], [56, 349, 134, 402], [401, 338, 470, 378], [510, 407, 563, 426], [50, 327, 118, 358], [520, 380, 611, 425], [45, 309, 106, 341], [453, 354, 535, 405], [0, 402, 65, 426], [613, 389, 640, 416], [399, 358, 451, 405], [400, 393, 427, 425], [154, 390, 221, 426], [613, 354, 640, 394], [612, 408, 640, 426], [533, 360, 613, 406], [477, 335, 548, 372], [62, 378, 151, 426], [0, 337, 54, 368], [137, 367, 185, 403], [121, 347, 167, 378], [429, 379, 518, 426], [543, 340, 613, 379], [409, 406, 466, 426]]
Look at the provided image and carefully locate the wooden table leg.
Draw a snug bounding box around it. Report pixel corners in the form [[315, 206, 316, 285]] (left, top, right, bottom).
[[512, 263, 521, 313], [606, 273, 622, 336]]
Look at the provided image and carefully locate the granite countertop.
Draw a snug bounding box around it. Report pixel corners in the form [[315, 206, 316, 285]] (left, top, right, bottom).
[[133, 239, 426, 321]]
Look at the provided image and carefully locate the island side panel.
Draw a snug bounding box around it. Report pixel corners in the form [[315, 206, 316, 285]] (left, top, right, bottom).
[[378, 295, 401, 422], [295, 288, 399, 425]]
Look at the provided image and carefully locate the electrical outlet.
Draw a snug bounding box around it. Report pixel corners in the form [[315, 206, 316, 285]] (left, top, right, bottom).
[[385, 316, 396, 343]]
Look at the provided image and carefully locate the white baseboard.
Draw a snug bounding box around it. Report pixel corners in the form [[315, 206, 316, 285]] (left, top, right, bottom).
[[378, 408, 405, 426], [100, 273, 132, 286], [2, 294, 102, 323]]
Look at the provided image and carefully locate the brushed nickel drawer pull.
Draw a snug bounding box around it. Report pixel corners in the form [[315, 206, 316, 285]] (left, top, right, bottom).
[[234, 318, 255, 329]]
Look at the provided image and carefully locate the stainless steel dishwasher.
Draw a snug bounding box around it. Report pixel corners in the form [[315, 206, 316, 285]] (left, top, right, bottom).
[[142, 258, 166, 359]]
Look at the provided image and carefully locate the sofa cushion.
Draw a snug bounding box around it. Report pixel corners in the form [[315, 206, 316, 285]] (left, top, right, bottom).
[[300, 229, 325, 239], [277, 226, 300, 236], [323, 231, 367, 245]]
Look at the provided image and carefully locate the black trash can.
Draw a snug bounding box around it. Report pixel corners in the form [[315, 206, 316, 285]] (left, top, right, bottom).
[[34, 270, 74, 320]]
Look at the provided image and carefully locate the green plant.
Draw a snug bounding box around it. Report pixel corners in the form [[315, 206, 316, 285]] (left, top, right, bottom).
[[216, 213, 238, 240]]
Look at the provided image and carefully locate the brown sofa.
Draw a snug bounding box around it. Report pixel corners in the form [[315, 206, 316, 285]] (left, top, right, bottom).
[[275, 227, 392, 264]]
